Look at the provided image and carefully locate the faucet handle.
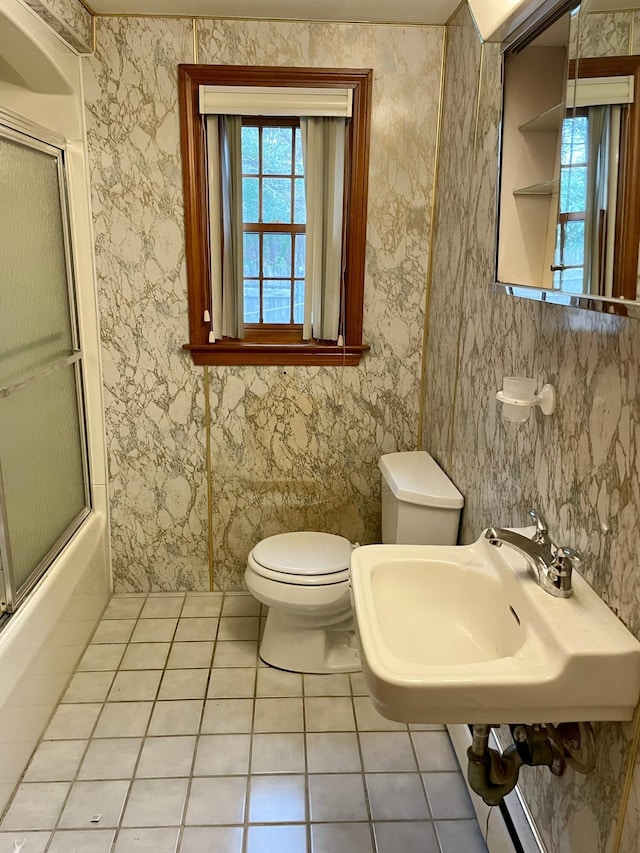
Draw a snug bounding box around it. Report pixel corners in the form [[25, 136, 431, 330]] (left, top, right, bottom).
[[529, 509, 551, 547], [548, 546, 582, 595]]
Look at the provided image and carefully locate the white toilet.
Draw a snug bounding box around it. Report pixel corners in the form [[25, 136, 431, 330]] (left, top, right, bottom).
[[244, 451, 464, 673]]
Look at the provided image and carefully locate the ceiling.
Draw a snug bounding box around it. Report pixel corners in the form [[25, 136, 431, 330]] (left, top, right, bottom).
[[86, 0, 461, 25]]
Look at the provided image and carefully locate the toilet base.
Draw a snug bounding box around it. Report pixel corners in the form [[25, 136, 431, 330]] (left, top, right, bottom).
[[259, 608, 361, 674]]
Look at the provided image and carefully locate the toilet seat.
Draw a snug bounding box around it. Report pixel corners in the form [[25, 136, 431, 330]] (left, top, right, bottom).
[[249, 531, 352, 586]]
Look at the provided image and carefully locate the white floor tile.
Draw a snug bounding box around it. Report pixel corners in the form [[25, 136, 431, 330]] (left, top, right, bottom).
[[184, 776, 247, 825], [91, 620, 136, 645], [147, 700, 203, 736], [78, 644, 126, 672], [130, 619, 178, 644], [108, 671, 161, 702], [181, 594, 224, 618], [157, 669, 209, 700], [103, 598, 145, 620], [136, 736, 197, 778], [305, 697, 355, 732], [193, 734, 251, 776], [411, 731, 460, 772], [44, 704, 102, 740], [359, 732, 419, 772], [221, 594, 260, 616], [140, 596, 184, 619], [201, 698, 254, 734], [353, 696, 407, 731], [120, 642, 170, 670], [253, 698, 303, 733], [217, 616, 260, 641], [23, 740, 87, 782], [0, 832, 50, 853], [304, 673, 350, 696], [207, 667, 256, 698], [78, 739, 142, 780], [256, 667, 303, 697], [180, 825, 243, 853], [167, 642, 214, 669], [48, 829, 115, 852], [93, 703, 153, 739], [306, 732, 361, 773], [212, 641, 258, 668], [308, 774, 368, 822], [366, 773, 431, 820], [248, 775, 306, 823], [62, 671, 115, 704], [59, 780, 130, 829], [311, 822, 374, 853], [374, 821, 440, 853], [113, 827, 180, 852], [435, 819, 489, 852], [251, 733, 306, 774], [121, 778, 188, 827], [246, 823, 308, 853], [1, 783, 70, 830], [174, 618, 218, 642], [422, 771, 476, 819]]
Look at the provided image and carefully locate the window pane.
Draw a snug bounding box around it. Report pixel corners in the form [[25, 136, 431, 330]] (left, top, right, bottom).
[[560, 166, 586, 214], [563, 220, 585, 267], [561, 116, 588, 165], [262, 127, 293, 175], [295, 234, 306, 277], [294, 178, 306, 225], [263, 280, 292, 323], [263, 233, 292, 278], [243, 233, 260, 277], [244, 279, 260, 323], [295, 128, 303, 175], [293, 280, 304, 323], [243, 177, 259, 222], [241, 125, 259, 174], [262, 178, 292, 223]]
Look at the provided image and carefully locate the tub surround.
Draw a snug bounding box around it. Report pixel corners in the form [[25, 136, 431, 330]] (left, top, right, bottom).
[[422, 4, 640, 850], [83, 17, 443, 591]]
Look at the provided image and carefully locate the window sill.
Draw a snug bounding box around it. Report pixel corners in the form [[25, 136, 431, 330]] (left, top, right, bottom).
[[183, 341, 369, 366]]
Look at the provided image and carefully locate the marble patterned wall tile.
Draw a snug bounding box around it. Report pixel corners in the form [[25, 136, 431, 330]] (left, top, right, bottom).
[[419, 10, 482, 466], [197, 20, 444, 587], [426, 4, 640, 851], [83, 18, 210, 591], [573, 10, 633, 58], [24, 0, 93, 53]]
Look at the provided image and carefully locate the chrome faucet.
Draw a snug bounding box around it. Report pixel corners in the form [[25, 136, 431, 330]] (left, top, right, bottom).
[[485, 510, 581, 598]]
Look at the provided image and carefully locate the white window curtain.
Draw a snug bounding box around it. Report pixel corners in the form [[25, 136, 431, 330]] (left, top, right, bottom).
[[206, 115, 244, 340], [300, 116, 347, 342]]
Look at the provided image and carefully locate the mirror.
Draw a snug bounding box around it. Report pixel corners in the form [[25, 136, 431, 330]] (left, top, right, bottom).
[[494, 0, 640, 315]]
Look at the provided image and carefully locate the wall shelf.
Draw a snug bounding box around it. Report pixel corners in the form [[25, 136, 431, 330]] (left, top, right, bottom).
[[513, 178, 559, 195], [518, 102, 564, 132]]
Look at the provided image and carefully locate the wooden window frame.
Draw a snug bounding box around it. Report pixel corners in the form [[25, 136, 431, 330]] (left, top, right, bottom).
[[178, 64, 373, 366], [568, 56, 640, 301]]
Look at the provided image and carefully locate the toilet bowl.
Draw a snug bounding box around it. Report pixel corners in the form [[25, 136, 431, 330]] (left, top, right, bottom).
[[245, 451, 464, 674], [245, 531, 359, 673]]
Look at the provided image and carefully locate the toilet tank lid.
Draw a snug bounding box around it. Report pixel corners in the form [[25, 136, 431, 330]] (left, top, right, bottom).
[[252, 531, 353, 575], [379, 452, 464, 509]]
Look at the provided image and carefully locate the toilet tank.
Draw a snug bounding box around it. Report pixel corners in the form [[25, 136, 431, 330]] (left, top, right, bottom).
[[379, 451, 464, 545]]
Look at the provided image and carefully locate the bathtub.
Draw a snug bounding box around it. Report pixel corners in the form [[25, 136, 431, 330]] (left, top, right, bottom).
[[0, 511, 110, 813]]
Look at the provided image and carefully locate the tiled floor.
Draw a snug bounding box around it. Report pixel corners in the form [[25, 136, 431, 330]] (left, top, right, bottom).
[[0, 593, 489, 853]]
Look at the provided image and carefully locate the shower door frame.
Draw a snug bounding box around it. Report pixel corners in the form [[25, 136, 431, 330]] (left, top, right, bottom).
[[0, 115, 92, 616]]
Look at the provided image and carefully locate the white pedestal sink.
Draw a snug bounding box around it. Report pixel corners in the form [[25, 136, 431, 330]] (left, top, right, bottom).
[[349, 530, 640, 724]]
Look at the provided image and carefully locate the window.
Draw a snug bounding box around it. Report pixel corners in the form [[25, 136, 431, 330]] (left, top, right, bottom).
[[178, 65, 372, 366], [241, 118, 305, 330], [553, 111, 588, 294]]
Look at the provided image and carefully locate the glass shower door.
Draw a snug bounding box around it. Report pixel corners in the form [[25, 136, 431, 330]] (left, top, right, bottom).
[[0, 124, 90, 614]]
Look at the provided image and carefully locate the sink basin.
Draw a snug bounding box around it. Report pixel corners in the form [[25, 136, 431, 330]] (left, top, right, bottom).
[[349, 530, 640, 724]]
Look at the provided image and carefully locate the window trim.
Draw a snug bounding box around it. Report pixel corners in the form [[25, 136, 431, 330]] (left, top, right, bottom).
[[178, 64, 373, 366]]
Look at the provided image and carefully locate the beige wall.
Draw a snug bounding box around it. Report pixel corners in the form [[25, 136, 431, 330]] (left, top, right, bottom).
[[83, 17, 444, 590], [422, 5, 640, 851]]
